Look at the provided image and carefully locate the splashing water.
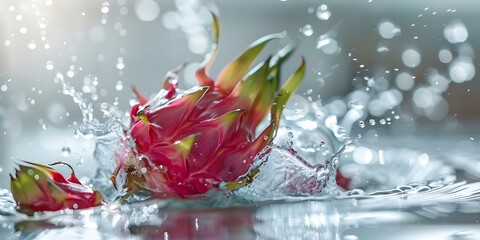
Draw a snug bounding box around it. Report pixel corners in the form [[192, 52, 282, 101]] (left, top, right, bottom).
[[1, 1, 480, 239]]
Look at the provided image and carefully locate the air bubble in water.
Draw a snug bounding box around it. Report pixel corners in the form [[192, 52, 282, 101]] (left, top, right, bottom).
[[1, 85, 7, 92], [301, 24, 314, 37], [379, 119, 386, 125], [368, 119, 376, 126], [135, 0, 160, 22], [4, 40, 11, 47], [62, 146, 71, 157], [358, 121, 365, 128], [316, 4, 331, 21]]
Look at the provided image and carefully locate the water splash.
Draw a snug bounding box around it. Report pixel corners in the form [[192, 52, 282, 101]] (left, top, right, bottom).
[[1, 1, 480, 238]]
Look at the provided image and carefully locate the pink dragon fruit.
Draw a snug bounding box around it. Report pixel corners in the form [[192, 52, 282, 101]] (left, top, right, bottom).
[[112, 15, 305, 197], [10, 161, 104, 214]]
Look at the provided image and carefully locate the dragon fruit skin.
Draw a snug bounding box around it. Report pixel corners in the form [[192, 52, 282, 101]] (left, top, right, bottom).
[[112, 14, 305, 197], [10, 162, 104, 214]]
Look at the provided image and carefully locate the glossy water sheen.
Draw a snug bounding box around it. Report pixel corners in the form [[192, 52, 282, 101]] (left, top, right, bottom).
[[1, 182, 480, 239], [1, 135, 480, 239]]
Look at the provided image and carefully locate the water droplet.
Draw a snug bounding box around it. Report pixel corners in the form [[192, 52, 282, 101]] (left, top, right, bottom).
[[377, 46, 389, 53], [115, 80, 124, 91], [396, 72, 415, 91], [343, 235, 359, 240], [369, 119, 376, 126], [438, 49, 453, 63], [45, 60, 54, 70], [413, 87, 438, 108], [444, 21, 468, 44], [135, 0, 160, 22], [316, 35, 339, 55], [301, 24, 314, 37], [66, 70, 75, 78], [379, 119, 386, 125], [116, 57, 125, 70], [188, 34, 208, 54], [77, 158, 84, 166], [358, 121, 365, 128], [4, 40, 11, 47], [73, 203, 78, 209], [141, 167, 147, 174], [449, 58, 475, 83], [316, 4, 331, 21], [402, 49, 421, 68], [120, 7, 128, 15], [353, 147, 373, 164], [284, 95, 309, 121], [62, 146, 71, 157], [378, 21, 401, 39], [288, 132, 294, 138], [0, 85, 7, 92], [90, 25, 105, 42]]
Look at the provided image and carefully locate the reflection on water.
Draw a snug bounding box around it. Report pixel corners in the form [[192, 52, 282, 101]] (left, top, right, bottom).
[[1, 178, 480, 239]]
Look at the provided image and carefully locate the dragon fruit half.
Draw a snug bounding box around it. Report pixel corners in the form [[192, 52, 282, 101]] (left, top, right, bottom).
[[10, 162, 104, 214]]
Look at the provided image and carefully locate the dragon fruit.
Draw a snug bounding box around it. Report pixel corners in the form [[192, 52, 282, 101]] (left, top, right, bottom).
[[112, 15, 305, 197], [10, 161, 104, 214]]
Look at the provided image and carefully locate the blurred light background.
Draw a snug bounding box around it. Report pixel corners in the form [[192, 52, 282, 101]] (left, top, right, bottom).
[[0, 0, 479, 187]]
